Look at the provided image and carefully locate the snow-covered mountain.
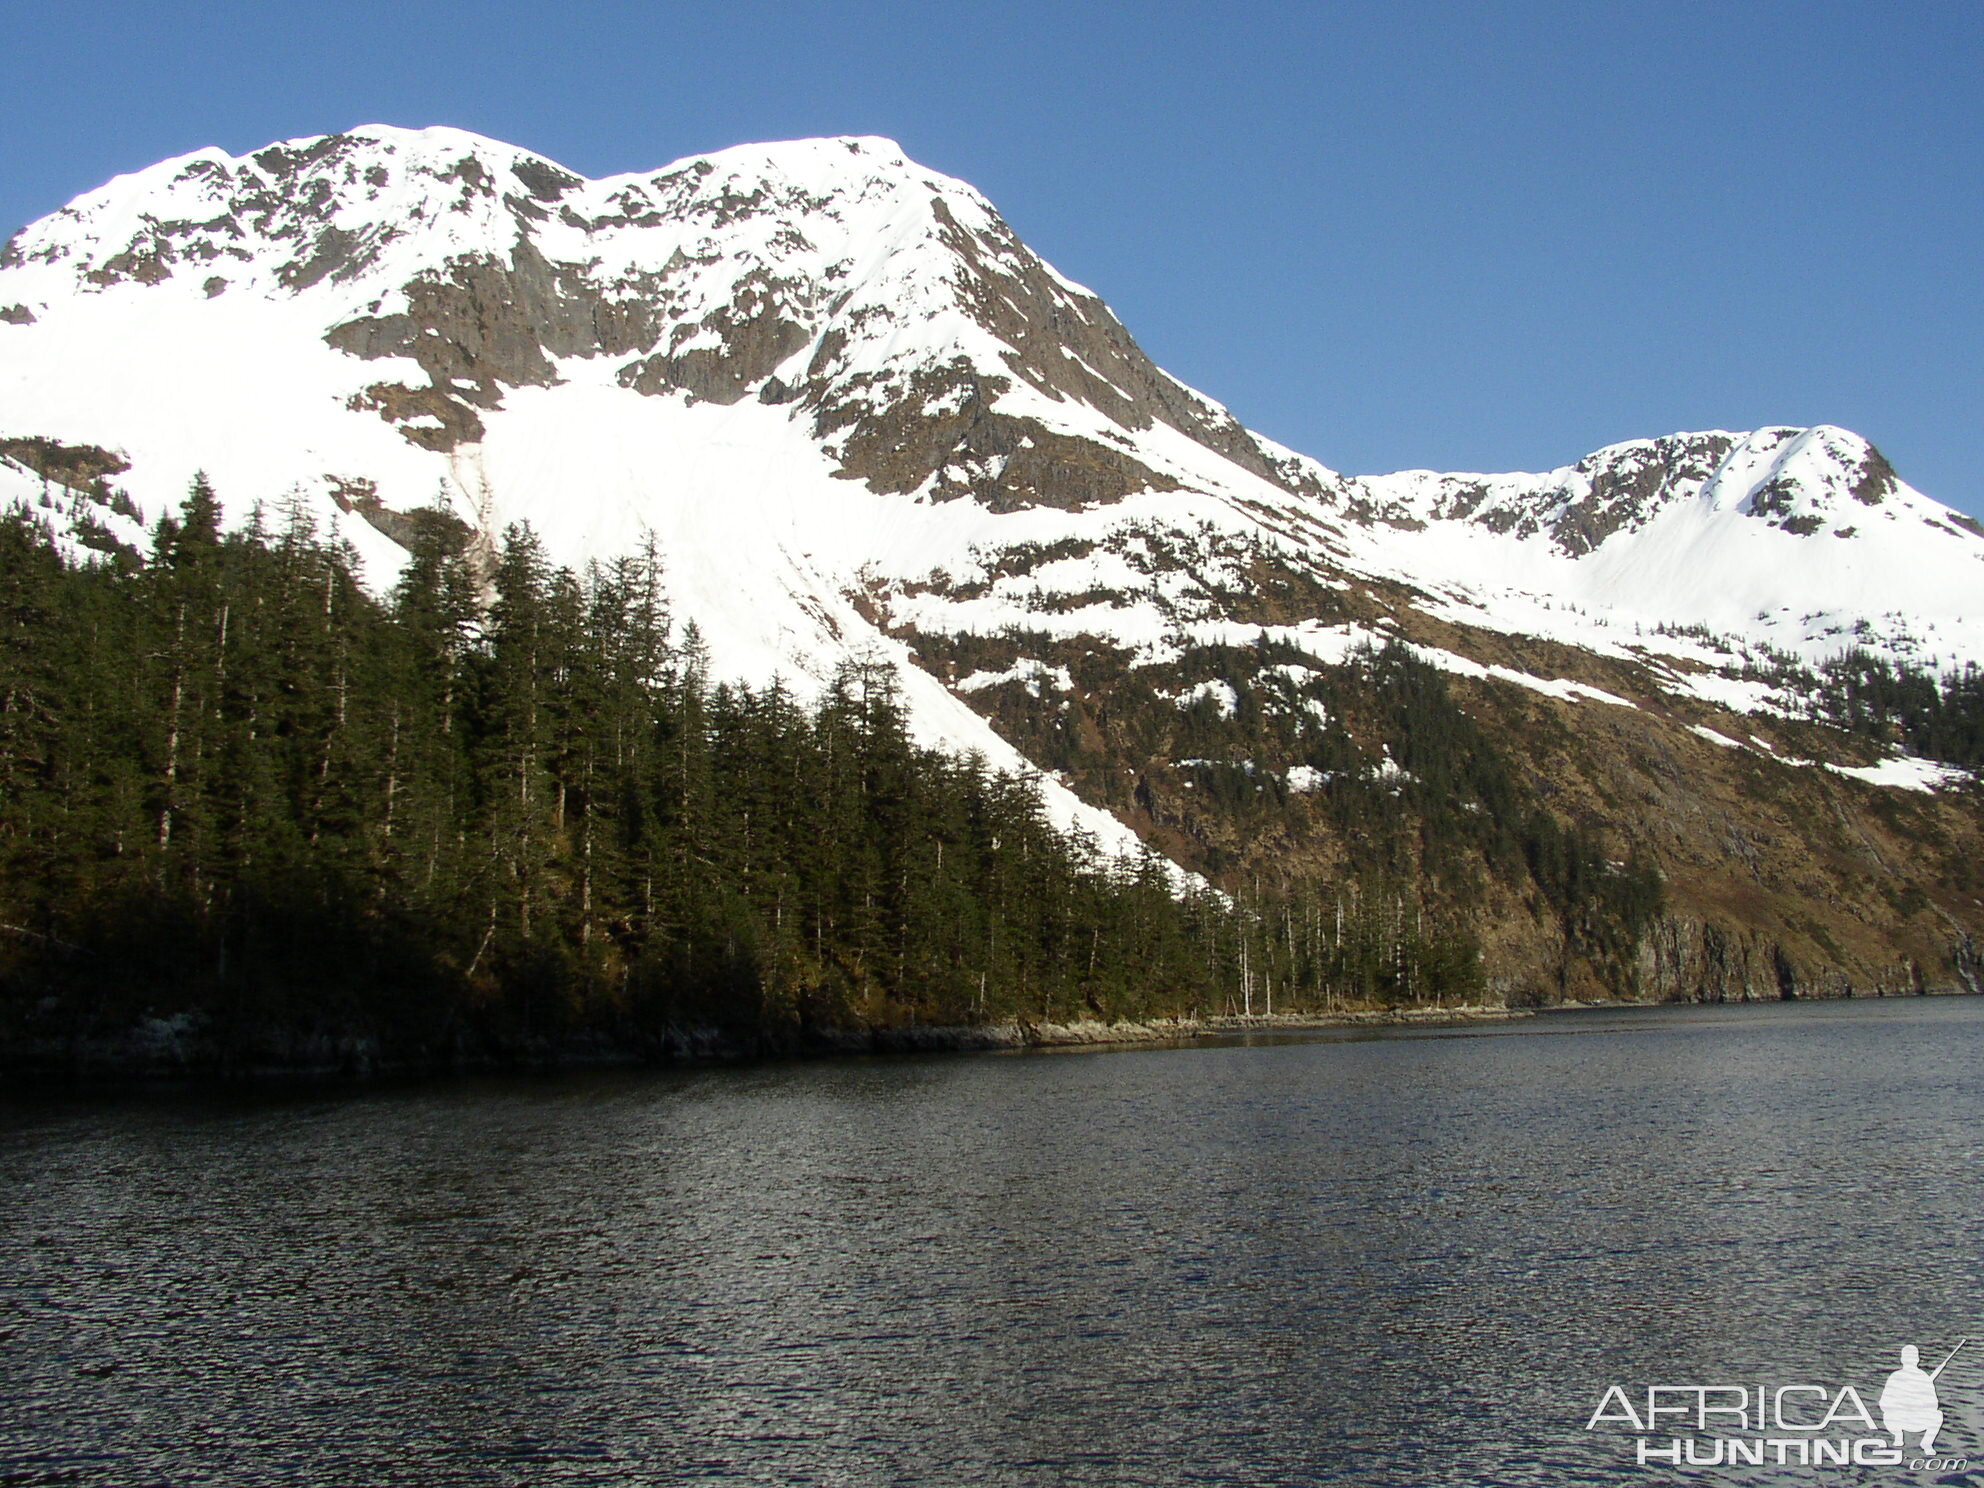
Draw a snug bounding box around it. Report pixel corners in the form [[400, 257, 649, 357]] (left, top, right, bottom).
[[4, 125, 1981, 996], [7, 125, 1982, 679]]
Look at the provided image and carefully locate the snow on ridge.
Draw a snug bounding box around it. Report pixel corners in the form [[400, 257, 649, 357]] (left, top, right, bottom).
[[1676, 719, 1966, 793], [954, 660, 1074, 696], [1410, 649, 1638, 710], [1178, 679, 1239, 718], [3, 124, 984, 300], [1, 120, 1136, 547], [1352, 422, 1911, 535], [1825, 756, 1970, 794]]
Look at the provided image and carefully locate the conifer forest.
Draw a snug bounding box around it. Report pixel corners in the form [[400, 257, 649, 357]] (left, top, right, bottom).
[[0, 481, 1505, 1072]]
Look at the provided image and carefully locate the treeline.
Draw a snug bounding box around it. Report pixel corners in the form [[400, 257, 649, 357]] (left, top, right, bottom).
[[1812, 649, 1984, 767], [0, 484, 1490, 1069]]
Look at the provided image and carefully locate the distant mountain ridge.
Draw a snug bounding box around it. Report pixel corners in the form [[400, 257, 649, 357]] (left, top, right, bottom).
[[4, 125, 1981, 1001]]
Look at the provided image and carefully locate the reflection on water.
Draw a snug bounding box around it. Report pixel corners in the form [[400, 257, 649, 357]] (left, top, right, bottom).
[[4, 998, 1983, 1485]]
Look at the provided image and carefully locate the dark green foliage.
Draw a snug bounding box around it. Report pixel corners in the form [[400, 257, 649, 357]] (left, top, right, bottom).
[[1303, 641, 1525, 879], [1520, 811, 1664, 961], [2, 489, 1508, 1066], [1813, 649, 1984, 768]]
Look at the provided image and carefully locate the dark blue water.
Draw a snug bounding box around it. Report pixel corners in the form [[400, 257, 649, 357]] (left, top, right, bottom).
[[4, 998, 1983, 1486]]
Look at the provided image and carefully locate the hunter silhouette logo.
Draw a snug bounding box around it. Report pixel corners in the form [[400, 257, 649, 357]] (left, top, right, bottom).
[[1585, 1337, 1969, 1470], [1880, 1340, 1964, 1453]]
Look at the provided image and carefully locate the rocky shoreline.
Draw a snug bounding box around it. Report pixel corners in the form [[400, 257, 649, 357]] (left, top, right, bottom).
[[855, 1005, 1537, 1055], [17, 989, 1984, 1087], [3, 1004, 1540, 1086]]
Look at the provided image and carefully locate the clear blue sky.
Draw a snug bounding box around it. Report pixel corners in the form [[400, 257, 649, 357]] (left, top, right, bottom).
[[5, 1, 1980, 513]]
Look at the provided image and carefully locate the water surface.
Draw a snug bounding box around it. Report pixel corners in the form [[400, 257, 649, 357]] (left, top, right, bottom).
[[5, 998, 1983, 1485]]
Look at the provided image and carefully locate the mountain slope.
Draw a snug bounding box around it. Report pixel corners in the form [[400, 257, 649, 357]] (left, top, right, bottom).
[[3, 125, 1981, 1001]]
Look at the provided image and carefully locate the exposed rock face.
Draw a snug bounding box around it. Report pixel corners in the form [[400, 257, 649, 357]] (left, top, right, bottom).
[[325, 236, 675, 450], [813, 358, 1192, 512], [1632, 917, 1984, 1002], [0, 436, 129, 498], [618, 266, 813, 406], [324, 474, 474, 553], [1552, 434, 1739, 554]]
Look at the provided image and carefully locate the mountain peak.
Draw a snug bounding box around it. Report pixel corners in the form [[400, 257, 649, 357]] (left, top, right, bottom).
[[3, 124, 1315, 520]]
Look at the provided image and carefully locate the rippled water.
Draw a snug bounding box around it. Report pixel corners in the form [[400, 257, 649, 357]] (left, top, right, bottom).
[[4, 998, 1984, 1486]]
